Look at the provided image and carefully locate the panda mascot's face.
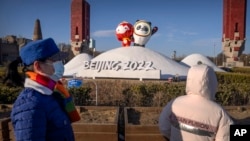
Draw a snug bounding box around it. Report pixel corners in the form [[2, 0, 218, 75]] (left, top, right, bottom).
[[134, 21, 151, 37]]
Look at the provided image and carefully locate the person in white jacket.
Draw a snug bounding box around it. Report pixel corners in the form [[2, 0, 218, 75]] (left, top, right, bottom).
[[159, 64, 233, 141]]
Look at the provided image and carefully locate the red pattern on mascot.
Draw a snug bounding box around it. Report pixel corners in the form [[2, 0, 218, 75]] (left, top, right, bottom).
[[116, 21, 134, 47]]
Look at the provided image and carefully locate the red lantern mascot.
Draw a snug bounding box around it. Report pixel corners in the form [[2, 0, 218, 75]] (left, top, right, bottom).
[[115, 21, 134, 47]]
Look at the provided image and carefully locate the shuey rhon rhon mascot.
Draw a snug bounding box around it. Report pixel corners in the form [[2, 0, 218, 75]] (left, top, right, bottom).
[[133, 20, 158, 47], [115, 21, 134, 47]]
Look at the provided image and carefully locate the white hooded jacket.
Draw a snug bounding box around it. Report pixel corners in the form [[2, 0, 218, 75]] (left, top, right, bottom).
[[159, 64, 233, 141]]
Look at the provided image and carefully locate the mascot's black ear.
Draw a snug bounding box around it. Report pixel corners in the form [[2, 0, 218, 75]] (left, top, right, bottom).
[[152, 26, 158, 35], [148, 22, 151, 26], [136, 20, 140, 22]]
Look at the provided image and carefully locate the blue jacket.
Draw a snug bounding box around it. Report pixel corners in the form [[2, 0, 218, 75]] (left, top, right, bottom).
[[11, 79, 75, 141]]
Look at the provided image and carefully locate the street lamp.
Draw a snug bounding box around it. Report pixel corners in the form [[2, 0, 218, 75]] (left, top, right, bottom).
[[171, 50, 176, 60], [245, 56, 248, 66], [93, 81, 98, 106], [222, 51, 225, 67], [214, 43, 217, 65], [92, 47, 96, 57]]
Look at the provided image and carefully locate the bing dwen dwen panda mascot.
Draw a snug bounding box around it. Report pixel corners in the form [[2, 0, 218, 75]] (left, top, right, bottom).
[[133, 20, 158, 47]]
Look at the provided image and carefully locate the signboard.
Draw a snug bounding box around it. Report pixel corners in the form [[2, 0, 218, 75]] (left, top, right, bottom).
[[83, 61, 156, 72], [77, 60, 161, 80], [67, 79, 83, 88]]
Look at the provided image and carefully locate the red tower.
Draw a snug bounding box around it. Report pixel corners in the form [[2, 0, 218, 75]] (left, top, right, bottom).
[[222, 0, 247, 67], [71, 0, 90, 55]]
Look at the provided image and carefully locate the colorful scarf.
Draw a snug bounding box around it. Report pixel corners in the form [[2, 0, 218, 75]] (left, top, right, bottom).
[[26, 72, 81, 123]]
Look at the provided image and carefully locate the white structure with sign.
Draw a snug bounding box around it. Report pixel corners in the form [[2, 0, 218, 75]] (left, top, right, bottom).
[[64, 46, 190, 80]]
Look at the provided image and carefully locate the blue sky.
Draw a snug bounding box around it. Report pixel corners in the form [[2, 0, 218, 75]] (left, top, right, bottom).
[[0, 0, 249, 57]]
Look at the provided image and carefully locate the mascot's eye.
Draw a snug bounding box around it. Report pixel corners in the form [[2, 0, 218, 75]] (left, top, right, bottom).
[[136, 25, 141, 30], [144, 27, 149, 32]]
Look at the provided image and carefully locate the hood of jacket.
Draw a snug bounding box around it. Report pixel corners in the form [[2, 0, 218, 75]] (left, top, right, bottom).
[[185, 64, 218, 100]]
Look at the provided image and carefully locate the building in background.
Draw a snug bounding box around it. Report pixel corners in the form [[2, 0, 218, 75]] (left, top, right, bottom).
[[0, 19, 44, 65], [71, 0, 92, 56], [0, 36, 31, 65], [222, 0, 247, 67]]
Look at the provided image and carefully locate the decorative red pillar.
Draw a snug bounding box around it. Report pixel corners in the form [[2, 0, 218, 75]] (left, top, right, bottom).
[[71, 0, 90, 55], [222, 0, 247, 67]]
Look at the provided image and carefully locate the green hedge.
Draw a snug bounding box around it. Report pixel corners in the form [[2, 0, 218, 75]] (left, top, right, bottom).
[[0, 85, 93, 105], [68, 86, 92, 106], [0, 87, 22, 104], [0, 72, 249, 106], [231, 67, 250, 74], [216, 72, 250, 84], [121, 82, 249, 107], [216, 83, 250, 106], [122, 82, 186, 107]]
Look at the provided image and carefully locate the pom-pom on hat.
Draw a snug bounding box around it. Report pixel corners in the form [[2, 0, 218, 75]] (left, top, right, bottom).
[[20, 38, 68, 65]]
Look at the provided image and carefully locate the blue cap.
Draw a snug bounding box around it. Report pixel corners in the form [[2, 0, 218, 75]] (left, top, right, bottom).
[[20, 38, 64, 65]]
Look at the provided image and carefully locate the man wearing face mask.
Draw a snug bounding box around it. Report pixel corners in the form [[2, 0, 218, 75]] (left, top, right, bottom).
[[10, 38, 80, 141]]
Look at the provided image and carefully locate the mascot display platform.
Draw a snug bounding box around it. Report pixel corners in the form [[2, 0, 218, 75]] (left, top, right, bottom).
[[64, 46, 189, 80]]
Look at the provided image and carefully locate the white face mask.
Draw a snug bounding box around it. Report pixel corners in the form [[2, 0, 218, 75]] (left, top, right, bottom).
[[50, 61, 65, 81]]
